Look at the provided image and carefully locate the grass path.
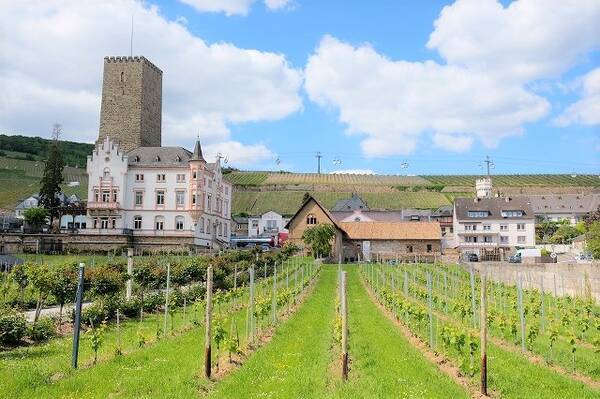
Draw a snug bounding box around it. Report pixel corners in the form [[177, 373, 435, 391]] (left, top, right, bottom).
[[209, 265, 468, 398]]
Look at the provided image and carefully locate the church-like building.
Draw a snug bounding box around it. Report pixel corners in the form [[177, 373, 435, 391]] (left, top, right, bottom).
[[83, 56, 231, 249]]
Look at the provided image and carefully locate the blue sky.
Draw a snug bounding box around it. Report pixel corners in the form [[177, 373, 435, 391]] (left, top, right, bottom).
[[1, 1, 599, 175]]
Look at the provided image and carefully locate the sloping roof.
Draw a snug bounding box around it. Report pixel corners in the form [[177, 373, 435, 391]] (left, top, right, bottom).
[[331, 210, 405, 222], [331, 193, 370, 211], [526, 194, 600, 214], [454, 197, 534, 220], [431, 205, 453, 217], [339, 221, 441, 240], [127, 147, 192, 166], [232, 215, 248, 224], [284, 195, 343, 230]]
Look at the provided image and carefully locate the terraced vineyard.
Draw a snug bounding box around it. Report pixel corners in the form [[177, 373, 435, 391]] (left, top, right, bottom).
[[232, 191, 451, 215], [424, 174, 600, 187]]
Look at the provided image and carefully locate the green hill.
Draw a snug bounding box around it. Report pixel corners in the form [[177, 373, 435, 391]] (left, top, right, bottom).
[[0, 134, 94, 168]]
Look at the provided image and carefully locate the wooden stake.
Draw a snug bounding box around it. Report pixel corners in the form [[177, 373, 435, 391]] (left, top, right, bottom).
[[126, 248, 133, 300], [204, 266, 213, 378], [164, 263, 171, 335], [480, 267, 488, 396], [341, 271, 349, 381]]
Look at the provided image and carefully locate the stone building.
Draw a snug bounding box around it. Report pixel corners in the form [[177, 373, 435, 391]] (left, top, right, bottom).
[[97, 56, 162, 152], [285, 195, 441, 262]]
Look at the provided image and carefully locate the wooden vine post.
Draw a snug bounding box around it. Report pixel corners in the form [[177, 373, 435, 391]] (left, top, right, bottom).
[[469, 265, 477, 328], [272, 262, 277, 324], [341, 271, 349, 381], [517, 274, 526, 353], [540, 275, 545, 334], [126, 248, 134, 300], [480, 267, 488, 396], [204, 266, 213, 378], [427, 272, 434, 348], [164, 263, 171, 335]]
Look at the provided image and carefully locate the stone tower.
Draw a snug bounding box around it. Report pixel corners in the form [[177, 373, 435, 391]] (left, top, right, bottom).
[[97, 56, 162, 152]]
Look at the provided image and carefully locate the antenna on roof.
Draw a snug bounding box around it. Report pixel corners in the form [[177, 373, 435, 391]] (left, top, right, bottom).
[[130, 14, 134, 57], [480, 155, 495, 177]]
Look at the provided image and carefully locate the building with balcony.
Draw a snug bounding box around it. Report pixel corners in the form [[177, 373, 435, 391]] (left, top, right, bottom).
[[247, 211, 289, 238], [84, 136, 232, 248], [453, 196, 535, 260]]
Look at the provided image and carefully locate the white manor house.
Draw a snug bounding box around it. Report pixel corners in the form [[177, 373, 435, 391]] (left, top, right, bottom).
[[85, 136, 232, 248], [78, 55, 232, 249]]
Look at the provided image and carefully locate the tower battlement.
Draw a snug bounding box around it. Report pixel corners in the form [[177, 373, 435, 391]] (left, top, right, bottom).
[[104, 56, 162, 75]]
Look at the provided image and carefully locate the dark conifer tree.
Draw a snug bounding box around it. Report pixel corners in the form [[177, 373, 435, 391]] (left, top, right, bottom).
[[39, 124, 65, 227]]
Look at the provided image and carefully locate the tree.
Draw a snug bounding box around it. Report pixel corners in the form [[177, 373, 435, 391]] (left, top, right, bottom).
[[49, 263, 78, 331], [302, 224, 336, 257], [23, 207, 49, 231], [10, 263, 29, 306], [585, 206, 600, 226], [39, 124, 65, 227], [25, 262, 53, 324], [550, 224, 580, 244], [586, 222, 600, 259]]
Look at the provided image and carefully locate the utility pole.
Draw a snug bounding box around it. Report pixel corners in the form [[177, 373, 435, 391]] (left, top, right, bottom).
[[482, 155, 494, 177], [316, 152, 323, 174]]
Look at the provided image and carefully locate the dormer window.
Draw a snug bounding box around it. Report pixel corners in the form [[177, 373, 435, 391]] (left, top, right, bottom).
[[468, 211, 488, 218], [175, 155, 181, 162], [132, 155, 140, 162], [154, 155, 161, 162], [501, 210, 524, 217]]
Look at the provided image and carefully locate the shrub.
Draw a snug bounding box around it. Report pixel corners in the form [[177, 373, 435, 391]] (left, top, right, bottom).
[[29, 316, 56, 342], [0, 307, 28, 345], [540, 248, 551, 257], [81, 303, 109, 327], [119, 297, 143, 318]]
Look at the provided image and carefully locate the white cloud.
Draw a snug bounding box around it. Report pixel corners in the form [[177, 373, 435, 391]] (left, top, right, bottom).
[[265, 0, 295, 11], [330, 169, 375, 175], [0, 1, 302, 156], [204, 141, 274, 165], [428, 0, 600, 82], [180, 0, 294, 15], [305, 0, 600, 156], [554, 68, 600, 126], [305, 36, 548, 156], [179, 0, 255, 16], [432, 133, 473, 153]]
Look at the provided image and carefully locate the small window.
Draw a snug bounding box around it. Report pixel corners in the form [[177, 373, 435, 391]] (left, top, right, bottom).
[[407, 245, 413, 253], [157, 174, 166, 183], [156, 191, 165, 206], [135, 191, 143, 206], [103, 167, 110, 178], [155, 216, 164, 231], [426, 244, 432, 253], [517, 223, 525, 231], [500, 224, 508, 231], [517, 236, 526, 244], [307, 214, 317, 225], [176, 191, 185, 207], [175, 216, 184, 230], [500, 235, 509, 244], [483, 224, 491, 231], [134, 216, 142, 230], [135, 174, 144, 182], [176, 173, 186, 183]]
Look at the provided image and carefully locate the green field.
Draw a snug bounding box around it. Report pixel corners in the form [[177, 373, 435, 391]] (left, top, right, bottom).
[[423, 174, 600, 187], [232, 190, 451, 215]]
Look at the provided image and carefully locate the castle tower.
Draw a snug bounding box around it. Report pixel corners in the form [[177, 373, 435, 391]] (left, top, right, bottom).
[[97, 56, 162, 152], [475, 177, 493, 198]]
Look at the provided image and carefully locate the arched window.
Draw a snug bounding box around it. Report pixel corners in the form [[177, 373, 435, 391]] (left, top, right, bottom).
[[175, 216, 184, 230], [133, 216, 142, 230], [103, 167, 110, 178], [154, 215, 164, 231], [307, 214, 317, 225]]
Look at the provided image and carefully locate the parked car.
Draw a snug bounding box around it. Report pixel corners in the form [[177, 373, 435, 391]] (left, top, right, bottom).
[[508, 253, 522, 263], [245, 243, 256, 249], [466, 253, 478, 262], [260, 243, 271, 252]]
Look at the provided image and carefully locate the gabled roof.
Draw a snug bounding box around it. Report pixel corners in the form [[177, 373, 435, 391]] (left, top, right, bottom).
[[284, 195, 343, 230], [454, 197, 534, 220], [331, 193, 370, 211], [339, 221, 441, 240], [526, 194, 600, 214]]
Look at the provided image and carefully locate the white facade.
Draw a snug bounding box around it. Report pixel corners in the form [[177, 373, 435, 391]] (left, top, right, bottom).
[[15, 196, 39, 219], [453, 197, 536, 256], [84, 137, 232, 248], [475, 177, 492, 198], [248, 211, 289, 237]]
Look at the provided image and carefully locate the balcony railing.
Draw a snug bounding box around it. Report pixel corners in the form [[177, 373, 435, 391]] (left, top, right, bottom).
[[87, 201, 120, 210], [459, 241, 498, 247]]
